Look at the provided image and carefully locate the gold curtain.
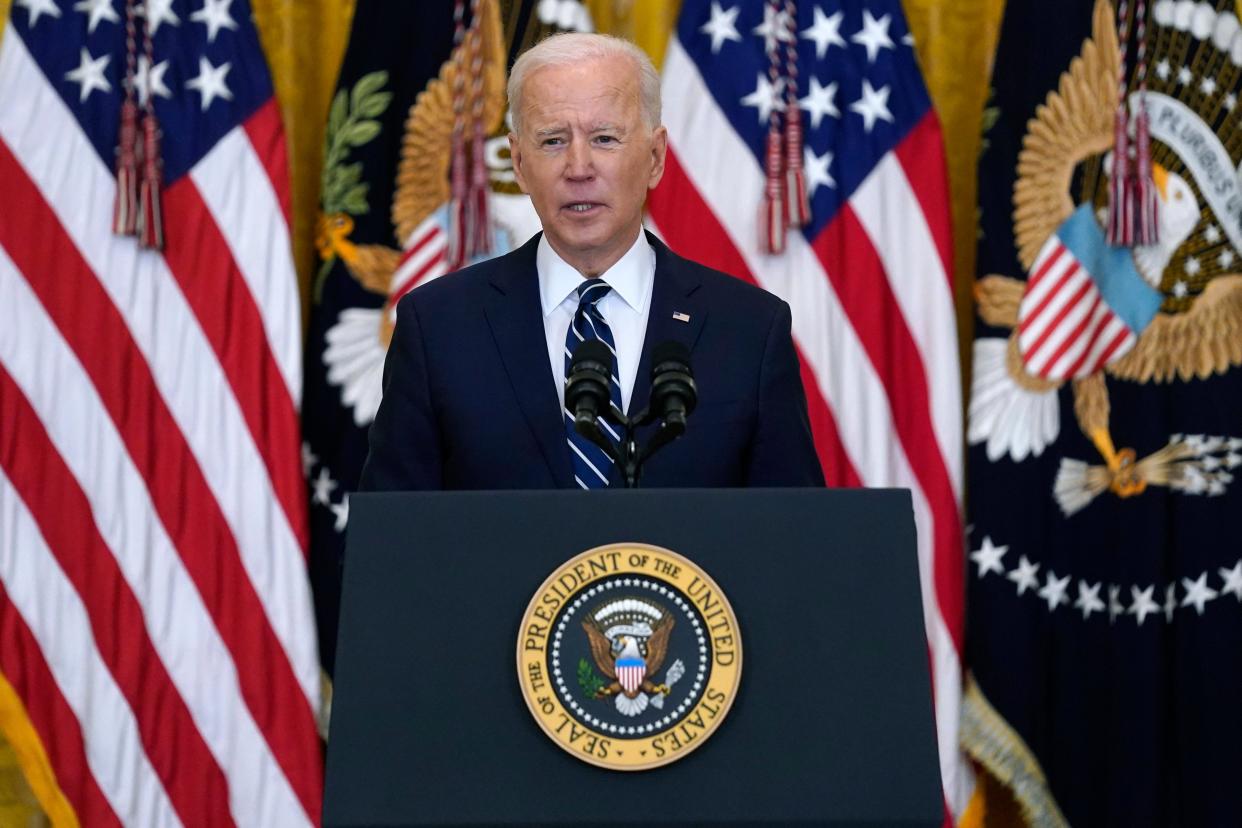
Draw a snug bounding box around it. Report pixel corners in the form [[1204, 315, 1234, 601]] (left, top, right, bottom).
[[0, 749, 48, 828], [586, 0, 682, 69], [902, 0, 1006, 381], [250, 0, 357, 318]]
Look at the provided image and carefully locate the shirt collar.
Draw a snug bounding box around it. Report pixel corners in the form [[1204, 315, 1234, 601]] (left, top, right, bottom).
[[537, 229, 654, 318]]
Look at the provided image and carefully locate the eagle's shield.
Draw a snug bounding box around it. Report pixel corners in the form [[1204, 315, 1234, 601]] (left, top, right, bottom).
[[616, 656, 646, 695], [1017, 206, 1162, 381]]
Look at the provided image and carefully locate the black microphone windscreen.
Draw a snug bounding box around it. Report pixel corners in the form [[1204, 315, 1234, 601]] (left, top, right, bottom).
[[570, 339, 612, 371], [651, 340, 691, 375]]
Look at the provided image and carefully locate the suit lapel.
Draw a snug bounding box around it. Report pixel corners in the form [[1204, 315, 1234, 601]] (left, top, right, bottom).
[[483, 234, 575, 487], [480, 231, 705, 485], [629, 232, 707, 419]]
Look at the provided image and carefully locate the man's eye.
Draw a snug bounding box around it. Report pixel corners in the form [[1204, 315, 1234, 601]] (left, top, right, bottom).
[[596, 135, 616, 144], [542, 138, 563, 147]]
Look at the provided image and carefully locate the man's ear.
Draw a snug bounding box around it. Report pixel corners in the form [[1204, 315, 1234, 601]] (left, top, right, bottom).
[[647, 125, 668, 190], [509, 133, 529, 194]]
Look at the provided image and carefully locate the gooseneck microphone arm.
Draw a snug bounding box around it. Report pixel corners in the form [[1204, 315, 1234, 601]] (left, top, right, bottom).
[[564, 339, 698, 488]]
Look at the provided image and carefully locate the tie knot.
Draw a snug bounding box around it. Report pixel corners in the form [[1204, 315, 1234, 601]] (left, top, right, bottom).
[[576, 279, 612, 308]]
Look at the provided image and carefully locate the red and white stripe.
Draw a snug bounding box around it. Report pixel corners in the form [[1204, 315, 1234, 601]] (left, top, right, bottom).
[[617, 665, 646, 695], [0, 30, 321, 827], [391, 214, 450, 307], [649, 40, 971, 819], [1018, 236, 1135, 380]]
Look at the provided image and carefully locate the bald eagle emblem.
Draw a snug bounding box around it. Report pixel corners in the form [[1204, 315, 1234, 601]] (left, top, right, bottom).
[[518, 544, 742, 770], [970, 0, 1242, 514], [581, 598, 682, 718]]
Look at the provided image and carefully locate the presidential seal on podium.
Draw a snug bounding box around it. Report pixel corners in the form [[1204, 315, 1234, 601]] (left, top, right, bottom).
[[517, 543, 742, 770]]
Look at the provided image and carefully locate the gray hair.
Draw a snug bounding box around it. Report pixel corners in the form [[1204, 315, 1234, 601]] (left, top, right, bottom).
[[507, 33, 662, 135]]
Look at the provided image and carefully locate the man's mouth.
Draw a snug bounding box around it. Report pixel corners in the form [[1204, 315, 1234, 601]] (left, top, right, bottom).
[[564, 202, 602, 213]]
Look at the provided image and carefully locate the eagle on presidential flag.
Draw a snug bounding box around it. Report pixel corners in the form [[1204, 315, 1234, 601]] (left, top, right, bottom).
[[971, 0, 1242, 516]]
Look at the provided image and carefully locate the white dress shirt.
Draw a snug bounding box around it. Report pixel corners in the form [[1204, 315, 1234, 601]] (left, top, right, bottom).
[[538, 229, 655, 414]]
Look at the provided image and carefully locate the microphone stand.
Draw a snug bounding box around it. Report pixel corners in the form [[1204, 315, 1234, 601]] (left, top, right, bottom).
[[568, 341, 695, 489], [576, 403, 684, 489]]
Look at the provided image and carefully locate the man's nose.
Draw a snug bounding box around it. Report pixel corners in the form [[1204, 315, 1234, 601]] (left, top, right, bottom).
[[564, 139, 594, 180]]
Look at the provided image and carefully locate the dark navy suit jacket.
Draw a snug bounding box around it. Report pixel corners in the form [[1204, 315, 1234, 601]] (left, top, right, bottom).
[[358, 231, 824, 490]]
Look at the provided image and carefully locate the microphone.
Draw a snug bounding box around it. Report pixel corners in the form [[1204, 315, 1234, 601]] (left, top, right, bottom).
[[648, 341, 697, 434], [565, 339, 615, 436]]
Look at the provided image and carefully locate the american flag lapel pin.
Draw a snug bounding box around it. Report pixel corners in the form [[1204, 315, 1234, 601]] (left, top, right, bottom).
[[672, 311, 691, 322]]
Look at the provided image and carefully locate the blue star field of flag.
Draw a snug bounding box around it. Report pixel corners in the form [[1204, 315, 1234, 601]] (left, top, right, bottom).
[[11, 0, 272, 182], [677, 0, 931, 238]]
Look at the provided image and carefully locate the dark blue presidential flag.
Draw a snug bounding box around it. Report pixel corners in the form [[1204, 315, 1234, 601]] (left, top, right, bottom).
[[964, 0, 1242, 824], [302, 0, 591, 672]]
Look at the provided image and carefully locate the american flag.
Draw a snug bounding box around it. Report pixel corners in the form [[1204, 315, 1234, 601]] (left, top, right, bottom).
[[646, 0, 969, 818], [0, 0, 322, 825]]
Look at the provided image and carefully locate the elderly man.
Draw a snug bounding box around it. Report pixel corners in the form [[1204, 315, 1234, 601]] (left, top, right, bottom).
[[359, 33, 823, 490]]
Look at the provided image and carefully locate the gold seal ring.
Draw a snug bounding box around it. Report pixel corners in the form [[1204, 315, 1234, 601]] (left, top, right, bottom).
[[516, 543, 742, 770]]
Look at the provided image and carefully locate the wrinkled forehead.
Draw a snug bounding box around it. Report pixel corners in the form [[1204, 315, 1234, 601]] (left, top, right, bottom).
[[519, 57, 644, 131]]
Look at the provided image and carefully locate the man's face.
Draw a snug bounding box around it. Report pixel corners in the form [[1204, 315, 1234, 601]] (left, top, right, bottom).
[[509, 55, 667, 276]]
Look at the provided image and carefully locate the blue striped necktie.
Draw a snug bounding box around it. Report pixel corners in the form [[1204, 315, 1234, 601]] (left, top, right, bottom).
[[564, 280, 624, 489]]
